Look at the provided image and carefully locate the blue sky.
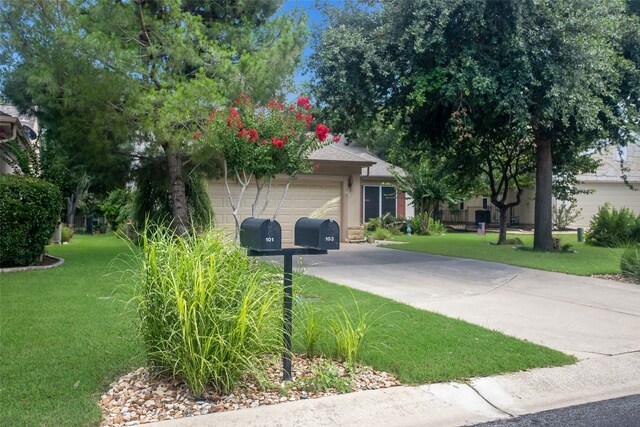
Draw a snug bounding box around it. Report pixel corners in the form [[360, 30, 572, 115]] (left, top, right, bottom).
[[278, 1, 341, 91]]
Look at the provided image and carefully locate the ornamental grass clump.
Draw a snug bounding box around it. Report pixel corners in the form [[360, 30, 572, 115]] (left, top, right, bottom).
[[132, 225, 283, 396], [621, 245, 640, 284]]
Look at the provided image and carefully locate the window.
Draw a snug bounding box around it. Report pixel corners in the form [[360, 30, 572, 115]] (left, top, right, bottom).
[[363, 185, 397, 221]]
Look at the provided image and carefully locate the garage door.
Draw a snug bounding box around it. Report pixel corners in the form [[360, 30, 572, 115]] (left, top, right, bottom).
[[572, 182, 640, 228], [208, 179, 342, 243]]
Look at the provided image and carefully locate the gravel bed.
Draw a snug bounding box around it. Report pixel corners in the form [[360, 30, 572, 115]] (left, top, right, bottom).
[[100, 355, 400, 426], [591, 273, 638, 284]]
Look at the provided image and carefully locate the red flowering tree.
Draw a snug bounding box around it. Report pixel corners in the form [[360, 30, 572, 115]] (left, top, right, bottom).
[[202, 95, 332, 237]]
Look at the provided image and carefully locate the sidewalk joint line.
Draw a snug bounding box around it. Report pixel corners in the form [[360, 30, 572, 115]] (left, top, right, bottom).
[[466, 383, 515, 418], [503, 289, 640, 319]]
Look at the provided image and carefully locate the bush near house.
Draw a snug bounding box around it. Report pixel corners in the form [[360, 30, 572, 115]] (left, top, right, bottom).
[[0, 175, 61, 267], [585, 203, 640, 247]]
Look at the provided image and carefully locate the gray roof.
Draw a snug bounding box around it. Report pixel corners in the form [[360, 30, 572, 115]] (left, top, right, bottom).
[[0, 105, 38, 137], [309, 141, 376, 165], [331, 137, 405, 178]]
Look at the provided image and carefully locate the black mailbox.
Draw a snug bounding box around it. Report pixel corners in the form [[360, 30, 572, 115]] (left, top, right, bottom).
[[294, 217, 340, 250], [240, 218, 282, 251]]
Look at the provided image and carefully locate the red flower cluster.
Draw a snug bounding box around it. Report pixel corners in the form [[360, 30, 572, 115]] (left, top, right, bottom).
[[332, 135, 341, 143], [316, 124, 329, 142], [297, 97, 311, 110], [227, 107, 242, 128], [271, 138, 284, 149], [238, 128, 259, 142], [192, 131, 202, 139], [267, 100, 285, 110]]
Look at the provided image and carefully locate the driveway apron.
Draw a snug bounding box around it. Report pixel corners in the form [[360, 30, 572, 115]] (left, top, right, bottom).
[[301, 243, 640, 360]]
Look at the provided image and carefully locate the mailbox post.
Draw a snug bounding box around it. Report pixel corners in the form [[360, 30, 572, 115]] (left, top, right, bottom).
[[241, 217, 340, 381]]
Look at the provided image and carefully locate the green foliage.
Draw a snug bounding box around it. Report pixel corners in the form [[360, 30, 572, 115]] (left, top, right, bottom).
[[295, 359, 353, 394], [388, 155, 461, 234], [371, 227, 393, 241], [295, 302, 324, 358], [410, 215, 446, 236], [101, 188, 132, 231], [311, 0, 640, 251], [131, 224, 283, 396], [329, 303, 372, 367], [1, 0, 309, 230], [0, 175, 61, 266], [586, 203, 640, 247], [132, 163, 214, 231], [621, 245, 640, 284], [61, 225, 74, 243]]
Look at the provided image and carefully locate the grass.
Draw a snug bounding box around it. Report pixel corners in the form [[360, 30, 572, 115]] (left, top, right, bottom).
[[0, 234, 142, 427], [294, 275, 575, 384], [1, 233, 575, 426], [382, 232, 625, 276]]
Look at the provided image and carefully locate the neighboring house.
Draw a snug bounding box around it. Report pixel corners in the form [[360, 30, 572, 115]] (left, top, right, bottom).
[[569, 143, 640, 228], [446, 142, 640, 230], [207, 138, 413, 243], [0, 104, 39, 175]]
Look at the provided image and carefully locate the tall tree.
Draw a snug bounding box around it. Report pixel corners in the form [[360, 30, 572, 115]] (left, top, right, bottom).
[[1, 0, 308, 234], [311, 0, 640, 250]]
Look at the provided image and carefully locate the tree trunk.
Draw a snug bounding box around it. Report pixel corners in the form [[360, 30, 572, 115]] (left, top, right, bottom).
[[498, 207, 508, 244], [533, 136, 554, 251], [164, 144, 189, 235]]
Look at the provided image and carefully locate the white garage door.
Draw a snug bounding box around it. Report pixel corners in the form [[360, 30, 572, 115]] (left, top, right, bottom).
[[208, 179, 342, 243], [572, 182, 640, 228]]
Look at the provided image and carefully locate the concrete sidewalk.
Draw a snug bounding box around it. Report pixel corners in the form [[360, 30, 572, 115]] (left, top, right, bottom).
[[155, 244, 640, 426]]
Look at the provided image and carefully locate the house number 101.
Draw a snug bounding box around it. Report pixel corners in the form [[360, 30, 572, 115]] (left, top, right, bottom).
[[265, 237, 274, 242]]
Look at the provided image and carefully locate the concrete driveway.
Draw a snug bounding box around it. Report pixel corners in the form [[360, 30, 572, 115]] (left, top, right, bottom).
[[302, 243, 640, 360]]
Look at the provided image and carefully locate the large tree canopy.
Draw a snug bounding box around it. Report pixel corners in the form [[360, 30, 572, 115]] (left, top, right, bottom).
[[311, 0, 640, 250], [1, 0, 308, 234]]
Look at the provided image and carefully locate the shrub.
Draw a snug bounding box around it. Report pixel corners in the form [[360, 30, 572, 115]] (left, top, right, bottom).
[[410, 215, 446, 235], [552, 200, 582, 230], [101, 188, 132, 231], [585, 203, 640, 247], [621, 246, 640, 284], [0, 175, 61, 267], [61, 226, 74, 243], [131, 225, 283, 396], [371, 227, 393, 241]]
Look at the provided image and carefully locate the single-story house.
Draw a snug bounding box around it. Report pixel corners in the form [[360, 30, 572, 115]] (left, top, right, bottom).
[[569, 143, 640, 227], [0, 104, 39, 175], [447, 142, 640, 229], [207, 138, 413, 243]]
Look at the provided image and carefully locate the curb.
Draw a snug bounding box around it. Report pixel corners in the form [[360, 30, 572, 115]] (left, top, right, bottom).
[[0, 255, 65, 273]]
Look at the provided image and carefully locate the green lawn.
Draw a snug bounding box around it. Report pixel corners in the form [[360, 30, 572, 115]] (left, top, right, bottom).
[[0, 234, 142, 427], [1, 234, 574, 426], [382, 232, 624, 276], [294, 275, 573, 384]]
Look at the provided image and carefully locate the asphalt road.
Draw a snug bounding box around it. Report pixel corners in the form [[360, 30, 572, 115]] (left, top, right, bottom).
[[474, 394, 640, 427]]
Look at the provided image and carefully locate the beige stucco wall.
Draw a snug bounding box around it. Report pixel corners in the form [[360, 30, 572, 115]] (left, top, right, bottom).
[[207, 163, 364, 243], [568, 143, 640, 228]]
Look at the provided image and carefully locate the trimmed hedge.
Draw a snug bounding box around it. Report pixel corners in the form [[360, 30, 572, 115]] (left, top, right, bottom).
[[0, 175, 61, 267]]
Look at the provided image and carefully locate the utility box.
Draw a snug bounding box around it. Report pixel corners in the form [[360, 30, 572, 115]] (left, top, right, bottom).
[[240, 218, 282, 251], [294, 217, 340, 250]]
